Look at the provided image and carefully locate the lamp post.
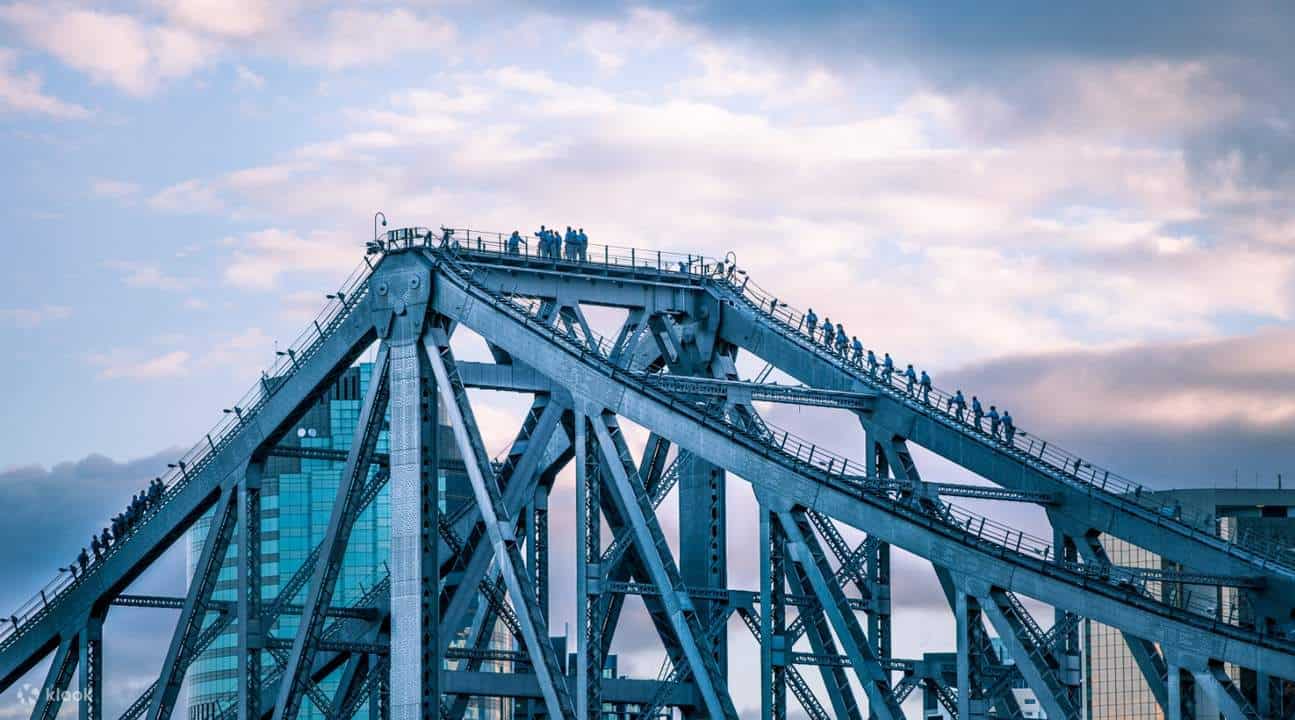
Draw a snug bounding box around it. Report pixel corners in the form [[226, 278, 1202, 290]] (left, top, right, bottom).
[[374, 211, 387, 242]]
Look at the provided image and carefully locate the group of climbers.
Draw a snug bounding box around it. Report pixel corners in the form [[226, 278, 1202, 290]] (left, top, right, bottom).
[[797, 307, 1019, 448], [530, 225, 589, 260], [71, 477, 166, 578]]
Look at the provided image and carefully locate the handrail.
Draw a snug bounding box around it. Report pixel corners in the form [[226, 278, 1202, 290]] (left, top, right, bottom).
[[0, 258, 377, 650], [429, 242, 1294, 650], [709, 264, 1295, 574], [393, 224, 1295, 576]]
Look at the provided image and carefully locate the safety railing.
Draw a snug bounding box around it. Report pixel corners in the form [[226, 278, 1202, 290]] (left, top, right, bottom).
[[0, 258, 377, 649], [372, 225, 724, 281], [431, 243, 1290, 642], [712, 269, 1295, 574], [406, 225, 1295, 574]]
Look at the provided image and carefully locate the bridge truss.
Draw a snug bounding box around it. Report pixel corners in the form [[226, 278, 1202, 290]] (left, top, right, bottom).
[[2, 228, 1295, 720]]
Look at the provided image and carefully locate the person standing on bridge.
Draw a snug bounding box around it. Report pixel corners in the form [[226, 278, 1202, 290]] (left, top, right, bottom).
[[100, 527, 111, 551], [949, 389, 967, 421], [904, 364, 917, 396], [821, 318, 834, 348], [508, 231, 522, 254], [1002, 410, 1015, 445], [564, 227, 575, 260], [805, 308, 817, 338], [77, 547, 89, 573], [835, 324, 847, 356], [534, 226, 549, 258], [866, 349, 878, 376], [577, 228, 589, 261], [919, 370, 932, 404], [882, 352, 894, 382], [90, 533, 103, 561], [852, 337, 863, 366], [987, 405, 1001, 439]]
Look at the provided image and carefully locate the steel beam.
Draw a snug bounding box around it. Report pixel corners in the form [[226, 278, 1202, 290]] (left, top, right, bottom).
[[237, 463, 263, 720], [147, 480, 240, 720], [429, 254, 1295, 677], [78, 615, 102, 720], [1074, 529, 1170, 713], [575, 412, 602, 719], [976, 585, 1081, 720], [272, 345, 390, 720], [31, 634, 76, 720], [424, 328, 576, 719], [759, 510, 788, 720], [388, 336, 439, 720], [1197, 661, 1262, 720], [772, 506, 904, 720], [589, 412, 738, 720]]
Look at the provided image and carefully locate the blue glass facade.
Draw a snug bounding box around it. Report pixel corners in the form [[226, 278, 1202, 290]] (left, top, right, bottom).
[[185, 362, 471, 719]]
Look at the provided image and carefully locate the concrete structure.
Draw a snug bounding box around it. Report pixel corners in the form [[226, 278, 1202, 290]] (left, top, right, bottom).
[[0, 227, 1293, 720]]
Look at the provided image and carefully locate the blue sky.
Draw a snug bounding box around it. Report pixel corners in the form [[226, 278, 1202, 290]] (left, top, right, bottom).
[[1, 1, 1295, 716], [2, 1, 1294, 467]]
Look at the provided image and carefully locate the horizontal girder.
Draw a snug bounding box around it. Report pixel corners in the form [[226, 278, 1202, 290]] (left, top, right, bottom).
[[634, 373, 875, 410]]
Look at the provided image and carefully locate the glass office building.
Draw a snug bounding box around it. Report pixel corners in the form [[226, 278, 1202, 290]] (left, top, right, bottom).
[[1084, 488, 1295, 720], [186, 362, 498, 719]]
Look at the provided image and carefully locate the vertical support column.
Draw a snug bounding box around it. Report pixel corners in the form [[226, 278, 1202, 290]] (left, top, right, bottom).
[[956, 590, 971, 720], [238, 463, 264, 720], [759, 509, 787, 720], [534, 485, 551, 624], [79, 615, 102, 720], [1053, 530, 1082, 705], [680, 456, 727, 681], [389, 339, 439, 720], [865, 435, 892, 665], [1167, 664, 1182, 720], [576, 413, 603, 719]]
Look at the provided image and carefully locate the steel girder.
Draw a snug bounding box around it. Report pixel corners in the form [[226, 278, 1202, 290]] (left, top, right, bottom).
[[646, 309, 732, 690], [237, 462, 263, 720], [387, 328, 439, 720], [575, 411, 602, 719], [31, 635, 76, 720], [427, 249, 1295, 680], [758, 510, 788, 720], [768, 504, 904, 720], [1070, 524, 1174, 713], [147, 478, 241, 720], [0, 283, 378, 693], [271, 344, 390, 720], [423, 326, 576, 719], [588, 411, 739, 719], [711, 287, 1295, 618], [436, 396, 564, 650]]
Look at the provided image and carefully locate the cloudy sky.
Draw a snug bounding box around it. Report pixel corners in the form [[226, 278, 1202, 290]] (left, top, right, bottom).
[[2, 0, 1294, 716]]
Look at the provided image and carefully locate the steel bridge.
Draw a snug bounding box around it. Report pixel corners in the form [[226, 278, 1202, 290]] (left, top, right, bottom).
[[2, 227, 1294, 720]]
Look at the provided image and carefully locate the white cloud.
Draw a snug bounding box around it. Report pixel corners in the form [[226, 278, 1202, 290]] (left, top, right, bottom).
[[0, 4, 217, 96], [90, 349, 191, 379], [105, 260, 187, 291], [234, 63, 264, 90], [0, 47, 90, 118], [283, 8, 454, 70], [223, 228, 361, 290], [91, 178, 140, 199], [0, 304, 71, 328], [154, 0, 293, 39], [148, 178, 223, 213]]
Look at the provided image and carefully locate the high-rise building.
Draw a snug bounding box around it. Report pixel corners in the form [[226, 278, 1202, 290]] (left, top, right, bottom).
[[1084, 488, 1295, 720], [185, 362, 495, 719]]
